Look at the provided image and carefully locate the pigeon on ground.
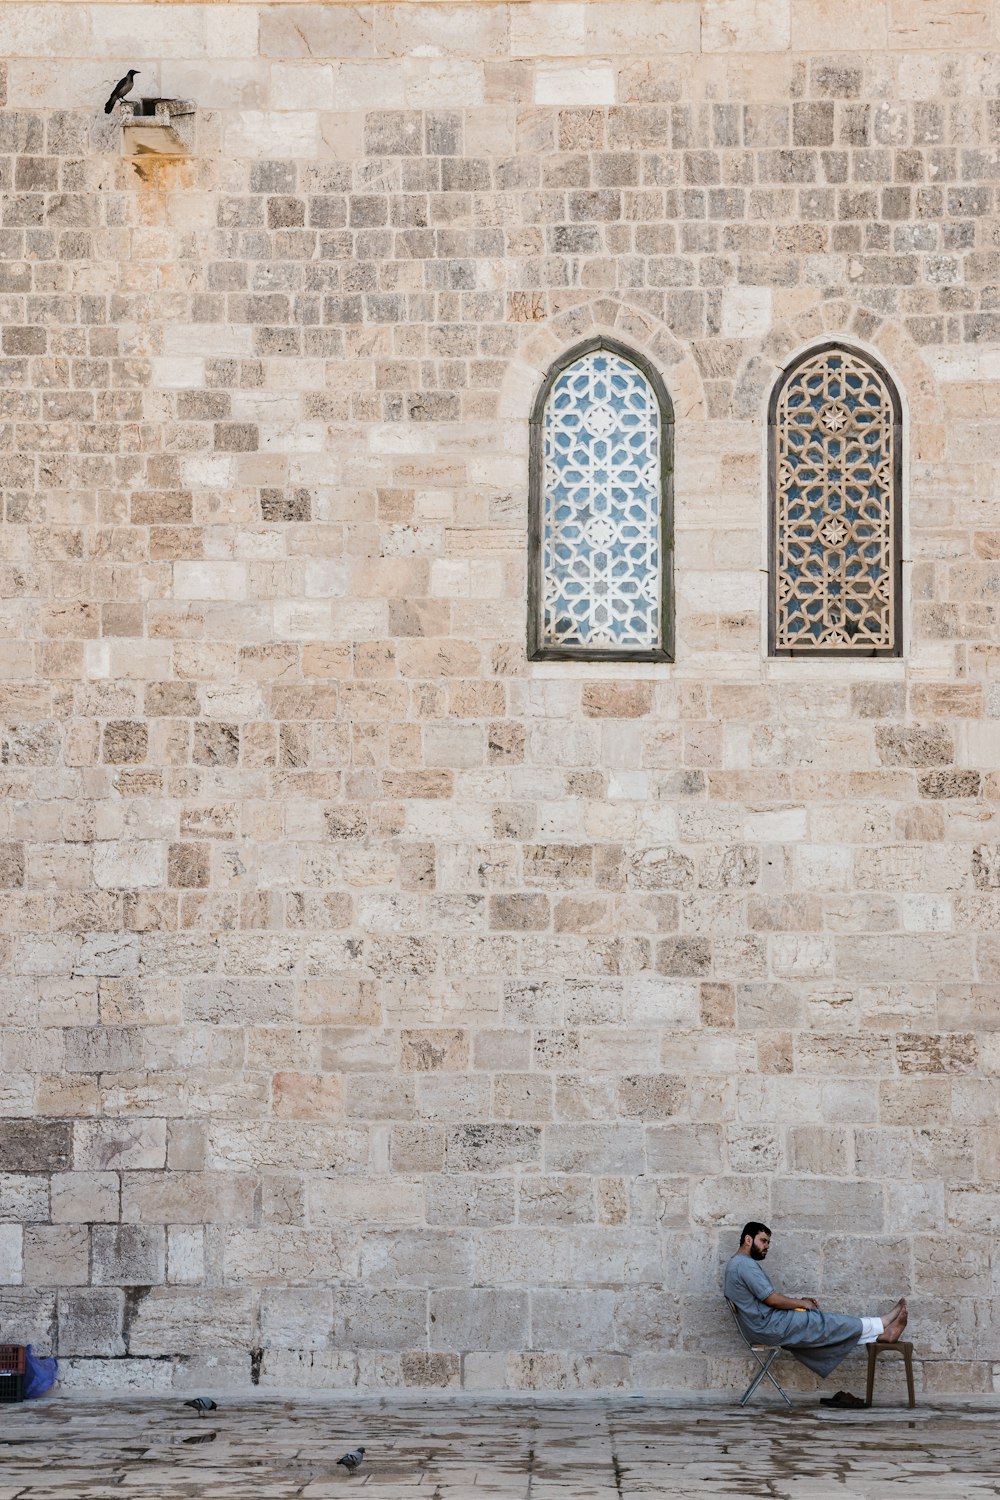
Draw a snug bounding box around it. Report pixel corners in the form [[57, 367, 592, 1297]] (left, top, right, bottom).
[[336, 1447, 366, 1473], [104, 69, 140, 114], [184, 1397, 218, 1417]]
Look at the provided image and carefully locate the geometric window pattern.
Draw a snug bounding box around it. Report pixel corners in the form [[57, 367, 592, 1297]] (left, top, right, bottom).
[[540, 349, 662, 652], [771, 346, 900, 653]]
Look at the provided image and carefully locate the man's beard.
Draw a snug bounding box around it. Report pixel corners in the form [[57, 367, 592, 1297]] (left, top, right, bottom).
[[749, 1247, 767, 1261]]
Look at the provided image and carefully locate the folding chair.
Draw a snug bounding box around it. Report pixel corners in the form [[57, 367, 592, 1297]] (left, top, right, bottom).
[[726, 1298, 792, 1407]]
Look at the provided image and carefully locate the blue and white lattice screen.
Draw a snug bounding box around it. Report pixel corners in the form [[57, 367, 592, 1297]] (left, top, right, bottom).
[[540, 349, 663, 653]]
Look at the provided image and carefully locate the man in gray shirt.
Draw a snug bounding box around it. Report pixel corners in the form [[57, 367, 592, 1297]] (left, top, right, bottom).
[[724, 1221, 908, 1380]]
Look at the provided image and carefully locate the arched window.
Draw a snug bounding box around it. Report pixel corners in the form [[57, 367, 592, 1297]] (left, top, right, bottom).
[[528, 337, 674, 661], [769, 343, 902, 656]]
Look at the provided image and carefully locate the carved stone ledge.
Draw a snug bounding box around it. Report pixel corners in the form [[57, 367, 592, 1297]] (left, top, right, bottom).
[[119, 98, 196, 158]]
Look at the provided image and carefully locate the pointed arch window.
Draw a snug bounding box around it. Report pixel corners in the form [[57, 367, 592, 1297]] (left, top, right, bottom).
[[769, 343, 902, 656], [528, 337, 674, 661]]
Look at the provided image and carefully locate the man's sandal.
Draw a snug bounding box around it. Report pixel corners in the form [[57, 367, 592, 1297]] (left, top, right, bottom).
[[820, 1390, 866, 1409]]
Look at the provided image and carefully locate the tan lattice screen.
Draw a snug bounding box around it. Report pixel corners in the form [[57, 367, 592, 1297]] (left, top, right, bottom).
[[771, 346, 900, 655]]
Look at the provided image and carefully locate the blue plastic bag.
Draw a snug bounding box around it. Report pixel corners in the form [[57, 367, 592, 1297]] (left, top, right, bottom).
[[23, 1345, 58, 1400]]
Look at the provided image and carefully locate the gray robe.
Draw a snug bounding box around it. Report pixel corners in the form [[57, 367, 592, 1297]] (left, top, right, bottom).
[[724, 1253, 863, 1378]]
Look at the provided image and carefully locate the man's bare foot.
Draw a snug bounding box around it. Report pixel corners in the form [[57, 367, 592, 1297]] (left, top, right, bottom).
[[877, 1298, 908, 1342]]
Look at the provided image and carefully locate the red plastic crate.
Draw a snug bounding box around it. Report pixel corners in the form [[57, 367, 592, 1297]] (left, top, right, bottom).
[[0, 1345, 26, 1403]]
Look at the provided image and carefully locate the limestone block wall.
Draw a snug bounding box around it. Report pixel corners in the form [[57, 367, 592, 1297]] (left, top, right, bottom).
[[1, 0, 999, 1394]]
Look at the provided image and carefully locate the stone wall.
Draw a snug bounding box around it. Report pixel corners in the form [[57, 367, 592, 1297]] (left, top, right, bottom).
[[1, 0, 999, 1394]]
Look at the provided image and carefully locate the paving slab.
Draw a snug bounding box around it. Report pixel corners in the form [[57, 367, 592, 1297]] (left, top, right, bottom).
[[1, 1395, 1000, 1498]]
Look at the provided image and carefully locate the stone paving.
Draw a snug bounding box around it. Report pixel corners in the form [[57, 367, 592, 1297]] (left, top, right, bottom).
[[1, 1395, 999, 1499]]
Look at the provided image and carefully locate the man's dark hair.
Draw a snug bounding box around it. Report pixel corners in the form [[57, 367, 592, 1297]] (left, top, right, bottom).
[[740, 1221, 771, 1244]]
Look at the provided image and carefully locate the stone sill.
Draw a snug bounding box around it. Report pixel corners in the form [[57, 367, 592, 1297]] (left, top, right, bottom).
[[527, 657, 912, 681], [120, 99, 195, 158], [765, 658, 908, 681]]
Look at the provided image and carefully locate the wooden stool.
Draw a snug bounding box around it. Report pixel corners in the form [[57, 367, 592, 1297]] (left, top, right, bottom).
[[865, 1341, 915, 1408]]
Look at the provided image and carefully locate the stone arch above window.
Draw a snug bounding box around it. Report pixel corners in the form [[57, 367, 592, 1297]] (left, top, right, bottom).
[[528, 337, 674, 662], [769, 342, 903, 657]]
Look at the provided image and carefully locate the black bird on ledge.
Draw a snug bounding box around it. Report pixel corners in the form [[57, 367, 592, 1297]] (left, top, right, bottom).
[[105, 69, 140, 113]]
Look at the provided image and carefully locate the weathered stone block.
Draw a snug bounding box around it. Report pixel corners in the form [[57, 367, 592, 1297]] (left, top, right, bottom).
[[875, 725, 954, 767], [616, 1074, 686, 1120], [223, 1227, 358, 1283], [260, 1288, 333, 1349], [424, 1176, 515, 1229], [532, 1288, 616, 1352], [258, 1347, 357, 1389], [582, 683, 653, 718], [0, 1172, 49, 1223], [92, 1226, 166, 1286], [361, 1227, 472, 1288], [544, 1125, 644, 1175], [703, 0, 790, 52], [64, 1026, 144, 1074], [0, 1119, 71, 1173], [972, 846, 1000, 889], [121, 1171, 255, 1226], [23, 1225, 89, 1287], [919, 769, 980, 799], [102, 721, 148, 764], [93, 842, 164, 891], [836, 935, 973, 984], [333, 1289, 428, 1351], [0, 1225, 23, 1284], [0, 843, 25, 887], [400, 1351, 461, 1387], [272, 1071, 344, 1120], [896, 1033, 978, 1074], [50, 1172, 119, 1225], [192, 721, 240, 767], [74, 1119, 166, 1172], [400, 1029, 469, 1073], [772, 1114, 833, 1173], [773, 1179, 883, 1231], [517, 1174, 595, 1224], [698, 844, 759, 889], [166, 1226, 205, 1286], [57, 1288, 125, 1356], [167, 842, 210, 888], [208, 1121, 367, 1174], [0, 1288, 55, 1351], [793, 101, 834, 147], [630, 848, 694, 890], [127, 1289, 254, 1354], [646, 1125, 724, 1175], [655, 938, 711, 976], [445, 1124, 541, 1173]]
